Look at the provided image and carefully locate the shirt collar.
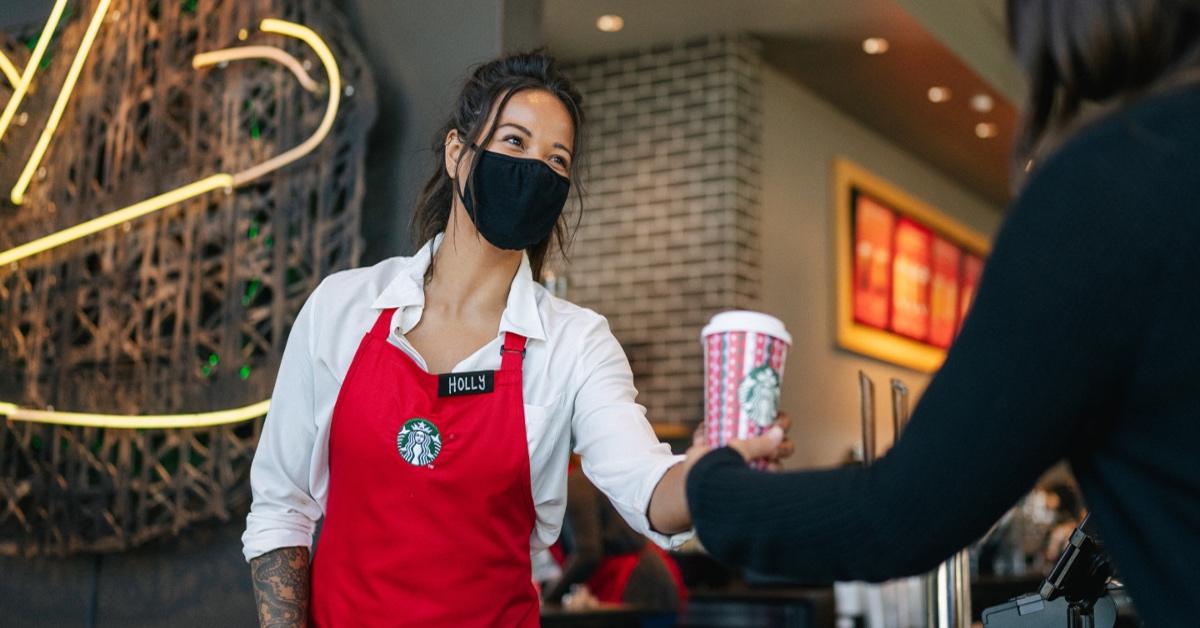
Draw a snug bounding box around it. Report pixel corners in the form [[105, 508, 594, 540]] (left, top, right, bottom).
[[369, 233, 547, 342]]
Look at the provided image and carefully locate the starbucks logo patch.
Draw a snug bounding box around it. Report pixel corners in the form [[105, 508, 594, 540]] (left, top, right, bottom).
[[396, 418, 442, 466], [738, 365, 780, 428]]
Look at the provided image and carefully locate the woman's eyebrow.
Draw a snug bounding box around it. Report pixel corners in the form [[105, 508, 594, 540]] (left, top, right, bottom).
[[498, 122, 532, 136]]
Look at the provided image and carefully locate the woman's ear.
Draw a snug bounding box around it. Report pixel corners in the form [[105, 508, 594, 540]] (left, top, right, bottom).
[[444, 129, 464, 181]]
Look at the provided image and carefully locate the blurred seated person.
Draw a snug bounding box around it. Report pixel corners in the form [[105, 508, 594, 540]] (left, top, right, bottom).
[[543, 456, 687, 614], [1041, 482, 1084, 564], [976, 479, 1085, 576]]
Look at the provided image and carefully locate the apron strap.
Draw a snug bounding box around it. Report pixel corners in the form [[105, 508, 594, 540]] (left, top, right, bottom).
[[500, 332, 528, 372], [370, 307, 398, 339]]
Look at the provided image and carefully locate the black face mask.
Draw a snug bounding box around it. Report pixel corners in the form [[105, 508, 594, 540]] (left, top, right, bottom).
[[458, 148, 571, 251]]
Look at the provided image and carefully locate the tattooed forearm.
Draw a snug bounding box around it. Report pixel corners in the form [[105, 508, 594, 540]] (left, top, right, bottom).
[[250, 546, 310, 627]]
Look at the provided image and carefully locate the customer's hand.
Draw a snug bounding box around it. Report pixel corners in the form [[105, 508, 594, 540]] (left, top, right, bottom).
[[730, 412, 794, 470], [685, 413, 794, 471]]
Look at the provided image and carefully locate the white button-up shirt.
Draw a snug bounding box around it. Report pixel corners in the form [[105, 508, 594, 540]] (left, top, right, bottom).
[[242, 234, 691, 561]]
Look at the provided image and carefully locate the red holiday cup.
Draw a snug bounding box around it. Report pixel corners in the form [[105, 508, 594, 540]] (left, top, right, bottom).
[[701, 311, 791, 469]]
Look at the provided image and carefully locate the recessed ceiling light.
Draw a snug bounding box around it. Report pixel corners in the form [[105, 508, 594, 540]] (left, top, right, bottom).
[[862, 37, 889, 55], [971, 93, 995, 113], [975, 122, 998, 139], [596, 14, 624, 33], [927, 86, 952, 103]]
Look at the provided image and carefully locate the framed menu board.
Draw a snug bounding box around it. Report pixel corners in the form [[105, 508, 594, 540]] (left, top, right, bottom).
[[834, 158, 991, 372]]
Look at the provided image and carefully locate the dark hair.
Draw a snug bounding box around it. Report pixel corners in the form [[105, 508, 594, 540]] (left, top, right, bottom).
[[410, 50, 585, 280], [1007, 0, 1200, 180]]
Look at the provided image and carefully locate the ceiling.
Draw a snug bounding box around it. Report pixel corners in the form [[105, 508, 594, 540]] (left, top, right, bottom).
[[546, 0, 927, 56], [543, 0, 1020, 207]]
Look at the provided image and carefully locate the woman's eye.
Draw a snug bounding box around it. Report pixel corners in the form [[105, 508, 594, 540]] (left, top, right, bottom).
[[550, 155, 568, 168], [504, 135, 524, 147]]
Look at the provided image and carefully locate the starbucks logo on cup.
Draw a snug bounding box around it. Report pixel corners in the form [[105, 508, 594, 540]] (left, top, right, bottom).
[[397, 418, 442, 466], [738, 365, 781, 428]]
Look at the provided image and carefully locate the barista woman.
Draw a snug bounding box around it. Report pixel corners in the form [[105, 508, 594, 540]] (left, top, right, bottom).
[[242, 50, 788, 627]]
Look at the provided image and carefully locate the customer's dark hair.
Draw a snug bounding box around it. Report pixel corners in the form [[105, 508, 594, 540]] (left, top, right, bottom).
[[410, 50, 585, 280], [1007, 0, 1200, 179]]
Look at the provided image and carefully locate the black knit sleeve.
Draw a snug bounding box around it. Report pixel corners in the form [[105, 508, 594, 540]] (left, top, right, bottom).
[[685, 136, 1162, 582]]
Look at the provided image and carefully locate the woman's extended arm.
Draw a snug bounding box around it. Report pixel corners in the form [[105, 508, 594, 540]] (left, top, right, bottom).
[[568, 313, 695, 547], [647, 462, 692, 535]]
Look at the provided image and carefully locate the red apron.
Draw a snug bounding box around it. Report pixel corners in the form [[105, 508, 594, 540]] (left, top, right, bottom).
[[309, 307, 539, 627]]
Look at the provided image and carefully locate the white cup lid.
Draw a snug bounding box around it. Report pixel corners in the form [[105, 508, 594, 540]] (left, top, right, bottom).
[[701, 310, 792, 345]]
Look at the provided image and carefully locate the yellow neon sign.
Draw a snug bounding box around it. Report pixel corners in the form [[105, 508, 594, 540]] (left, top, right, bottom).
[[1, 19, 342, 266], [0, 399, 271, 430], [231, 19, 341, 186], [0, 18, 346, 428], [0, 175, 233, 267], [10, 0, 110, 205], [193, 45, 321, 94], [0, 50, 21, 88], [0, 0, 69, 146]]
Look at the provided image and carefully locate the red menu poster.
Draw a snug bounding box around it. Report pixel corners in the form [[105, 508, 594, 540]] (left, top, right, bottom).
[[853, 195, 896, 330], [958, 254, 984, 333], [891, 218, 932, 341], [928, 237, 962, 348]]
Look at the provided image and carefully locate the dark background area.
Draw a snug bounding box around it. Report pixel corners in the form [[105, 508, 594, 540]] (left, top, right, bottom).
[[0, 519, 257, 627]]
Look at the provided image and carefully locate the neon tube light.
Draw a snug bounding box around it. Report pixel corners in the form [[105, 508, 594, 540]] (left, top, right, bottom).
[[230, 19, 340, 185], [0, 50, 21, 88], [193, 45, 321, 93], [11, 0, 112, 205], [0, 399, 271, 429], [0, 174, 233, 267], [0, 0, 68, 146]]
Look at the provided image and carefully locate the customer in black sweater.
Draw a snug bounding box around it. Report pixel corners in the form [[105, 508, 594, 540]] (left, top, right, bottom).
[[682, 2, 1200, 625]]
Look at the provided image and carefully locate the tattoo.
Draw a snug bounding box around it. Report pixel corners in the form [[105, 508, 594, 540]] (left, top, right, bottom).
[[250, 546, 310, 627]]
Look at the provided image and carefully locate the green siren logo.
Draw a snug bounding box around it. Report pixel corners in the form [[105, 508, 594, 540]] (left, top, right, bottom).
[[397, 418, 442, 466], [738, 365, 780, 428]]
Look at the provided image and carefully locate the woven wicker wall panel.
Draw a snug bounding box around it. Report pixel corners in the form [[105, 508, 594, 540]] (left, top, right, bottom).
[[0, 0, 376, 556]]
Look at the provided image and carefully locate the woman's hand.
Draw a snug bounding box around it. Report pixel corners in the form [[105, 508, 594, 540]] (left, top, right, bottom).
[[684, 412, 794, 471]]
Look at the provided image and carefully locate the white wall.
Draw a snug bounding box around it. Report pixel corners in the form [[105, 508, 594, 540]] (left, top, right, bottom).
[[759, 65, 1005, 468]]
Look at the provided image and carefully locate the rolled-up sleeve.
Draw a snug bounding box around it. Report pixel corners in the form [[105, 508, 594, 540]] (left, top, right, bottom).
[[241, 283, 325, 562], [569, 313, 693, 549]]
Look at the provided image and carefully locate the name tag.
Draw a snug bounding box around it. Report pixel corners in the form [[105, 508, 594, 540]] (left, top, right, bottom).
[[438, 370, 495, 397]]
